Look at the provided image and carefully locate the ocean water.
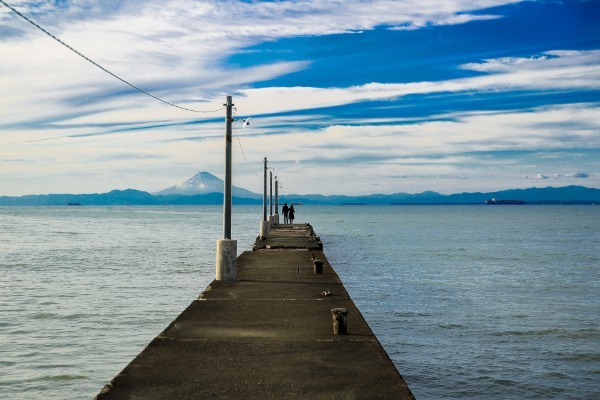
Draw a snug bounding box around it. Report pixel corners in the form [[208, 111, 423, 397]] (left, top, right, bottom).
[[0, 205, 598, 399]]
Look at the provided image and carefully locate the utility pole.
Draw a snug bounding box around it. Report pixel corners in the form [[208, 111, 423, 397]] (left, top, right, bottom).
[[223, 95, 233, 240], [275, 176, 279, 217], [215, 95, 236, 281], [263, 158, 268, 221], [275, 176, 279, 225], [260, 157, 269, 239], [269, 170, 273, 216]]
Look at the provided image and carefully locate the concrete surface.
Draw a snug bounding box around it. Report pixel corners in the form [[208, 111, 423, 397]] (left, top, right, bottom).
[[95, 223, 415, 399], [253, 223, 322, 250]]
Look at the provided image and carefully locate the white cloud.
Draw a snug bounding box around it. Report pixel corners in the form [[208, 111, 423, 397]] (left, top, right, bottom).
[[565, 172, 590, 178], [228, 103, 600, 194], [2, 0, 597, 132], [2, 1, 524, 38], [460, 50, 600, 90], [0, 0, 529, 114], [530, 171, 591, 180], [2, 102, 599, 195], [234, 50, 600, 116]]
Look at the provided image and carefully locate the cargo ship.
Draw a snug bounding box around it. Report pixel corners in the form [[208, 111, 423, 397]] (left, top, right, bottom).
[[484, 198, 526, 205]]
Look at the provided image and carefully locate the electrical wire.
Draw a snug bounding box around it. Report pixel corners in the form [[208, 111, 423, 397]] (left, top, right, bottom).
[[0, 0, 224, 113]]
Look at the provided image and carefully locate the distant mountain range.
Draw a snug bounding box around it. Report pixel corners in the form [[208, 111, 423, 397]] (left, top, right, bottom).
[[283, 186, 600, 205], [1, 172, 599, 206]]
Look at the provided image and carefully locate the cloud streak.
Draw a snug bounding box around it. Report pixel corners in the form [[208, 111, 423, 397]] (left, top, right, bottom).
[[1, 1, 527, 115]]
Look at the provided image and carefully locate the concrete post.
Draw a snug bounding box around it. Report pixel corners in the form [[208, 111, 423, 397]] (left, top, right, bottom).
[[260, 219, 270, 240], [216, 239, 237, 281]]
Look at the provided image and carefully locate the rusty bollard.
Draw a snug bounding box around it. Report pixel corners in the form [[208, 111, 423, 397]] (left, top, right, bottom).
[[331, 308, 348, 334], [313, 259, 324, 274]]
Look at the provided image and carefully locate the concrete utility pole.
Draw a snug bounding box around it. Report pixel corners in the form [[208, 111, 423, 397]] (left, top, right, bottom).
[[215, 95, 236, 281], [223, 95, 233, 240], [263, 158, 268, 221], [260, 157, 269, 239], [269, 170, 273, 216], [275, 176, 279, 218]]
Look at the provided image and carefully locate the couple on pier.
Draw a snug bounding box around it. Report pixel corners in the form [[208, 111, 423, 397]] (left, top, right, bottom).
[[282, 203, 295, 224]]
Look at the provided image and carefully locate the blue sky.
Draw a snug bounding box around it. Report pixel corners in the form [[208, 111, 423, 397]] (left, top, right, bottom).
[[1, 0, 599, 196]]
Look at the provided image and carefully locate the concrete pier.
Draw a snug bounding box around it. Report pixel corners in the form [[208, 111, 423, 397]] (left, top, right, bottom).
[[96, 223, 415, 399]]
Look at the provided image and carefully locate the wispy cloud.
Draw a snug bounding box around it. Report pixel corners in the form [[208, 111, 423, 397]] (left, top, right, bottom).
[[3, 2, 594, 130], [0, 0, 527, 119], [2, 1, 524, 38], [230, 103, 600, 194], [236, 50, 600, 115]]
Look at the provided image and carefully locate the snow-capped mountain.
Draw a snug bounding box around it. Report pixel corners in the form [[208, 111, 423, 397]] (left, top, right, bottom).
[[154, 172, 260, 199]]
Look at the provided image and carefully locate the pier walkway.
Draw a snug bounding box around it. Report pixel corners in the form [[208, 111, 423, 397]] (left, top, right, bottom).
[[96, 223, 415, 399]]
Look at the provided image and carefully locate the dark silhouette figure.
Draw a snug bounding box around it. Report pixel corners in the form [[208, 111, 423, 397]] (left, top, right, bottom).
[[282, 203, 289, 224]]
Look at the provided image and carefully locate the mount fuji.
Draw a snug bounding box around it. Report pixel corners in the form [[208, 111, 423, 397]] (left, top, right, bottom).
[[154, 172, 260, 199]]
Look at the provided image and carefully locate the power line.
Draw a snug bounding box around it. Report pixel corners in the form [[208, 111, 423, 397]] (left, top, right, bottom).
[[0, 0, 223, 113], [232, 108, 261, 176]]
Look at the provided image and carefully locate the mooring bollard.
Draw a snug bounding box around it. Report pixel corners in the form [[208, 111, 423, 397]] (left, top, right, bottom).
[[331, 308, 348, 334], [313, 259, 324, 274]]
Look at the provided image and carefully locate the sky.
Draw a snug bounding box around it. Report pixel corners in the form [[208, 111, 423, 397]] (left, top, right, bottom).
[[1, 0, 599, 196]]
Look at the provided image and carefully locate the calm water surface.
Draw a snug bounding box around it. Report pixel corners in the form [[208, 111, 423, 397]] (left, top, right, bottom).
[[0, 205, 598, 399]]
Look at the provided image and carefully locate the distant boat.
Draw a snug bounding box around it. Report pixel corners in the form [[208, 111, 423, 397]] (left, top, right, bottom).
[[484, 198, 526, 205], [67, 202, 81, 206]]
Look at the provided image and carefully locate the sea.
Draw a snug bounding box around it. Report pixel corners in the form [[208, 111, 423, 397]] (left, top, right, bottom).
[[0, 205, 598, 399]]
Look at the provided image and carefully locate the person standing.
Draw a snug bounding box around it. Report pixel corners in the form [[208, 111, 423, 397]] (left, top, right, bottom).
[[288, 204, 295, 224], [282, 203, 289, 224]]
